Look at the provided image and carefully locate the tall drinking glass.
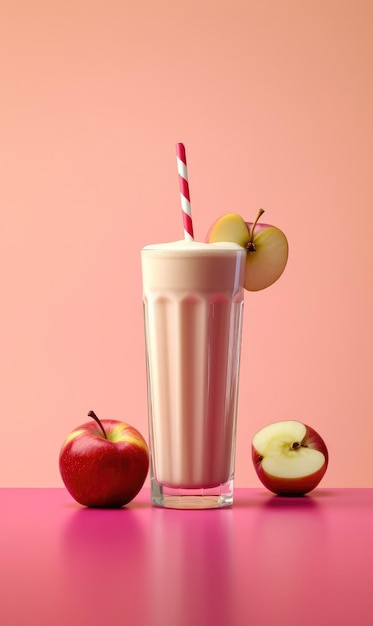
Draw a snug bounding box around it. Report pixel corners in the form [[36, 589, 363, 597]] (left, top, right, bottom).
[[141, 240, 246, 509]]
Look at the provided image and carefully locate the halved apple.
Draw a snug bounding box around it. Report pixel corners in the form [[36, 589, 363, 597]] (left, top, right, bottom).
[[252, 420, 329, 496], [207, 210, 288, 291]]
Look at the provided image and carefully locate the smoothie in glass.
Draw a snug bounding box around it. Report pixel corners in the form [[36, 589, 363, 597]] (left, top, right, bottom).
[[141, 239, 246, 508]]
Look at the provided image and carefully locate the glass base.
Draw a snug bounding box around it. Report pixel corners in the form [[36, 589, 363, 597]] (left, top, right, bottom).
[[150, 477, 234, 509]]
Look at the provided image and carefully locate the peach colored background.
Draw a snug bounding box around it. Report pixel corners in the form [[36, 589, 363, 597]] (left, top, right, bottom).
[[1, 0, 372, 488]]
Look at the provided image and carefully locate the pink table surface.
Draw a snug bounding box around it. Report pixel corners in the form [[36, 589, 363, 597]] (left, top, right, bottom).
[[1, 488, 372, 626]]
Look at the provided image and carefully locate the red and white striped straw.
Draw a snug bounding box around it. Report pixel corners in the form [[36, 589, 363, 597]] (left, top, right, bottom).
[[176, 143, 194, 240]]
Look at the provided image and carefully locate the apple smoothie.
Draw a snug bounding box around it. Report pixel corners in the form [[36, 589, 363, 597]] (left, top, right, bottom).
[[141, 240, 246, 508]]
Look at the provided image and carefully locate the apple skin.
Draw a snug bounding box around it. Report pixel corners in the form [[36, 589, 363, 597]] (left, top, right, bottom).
[[59, 418, 149, 508], [252, 421, 329, 496]]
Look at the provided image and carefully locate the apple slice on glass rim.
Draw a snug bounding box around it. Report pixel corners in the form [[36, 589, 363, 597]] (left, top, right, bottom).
[[206, 209, 289, 291]]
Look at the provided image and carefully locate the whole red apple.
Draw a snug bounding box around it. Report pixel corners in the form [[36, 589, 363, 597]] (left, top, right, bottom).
[[59, 411, 149, 507], [252, 420, 329, 496]]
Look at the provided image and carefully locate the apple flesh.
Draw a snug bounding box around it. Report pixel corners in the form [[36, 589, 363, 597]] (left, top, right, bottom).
[[206, 211, 288, 291], [207, 213, 250, 248], [244, 219, 288, 291], [252, 420, 328, 496], [59, 411, 149, 507]]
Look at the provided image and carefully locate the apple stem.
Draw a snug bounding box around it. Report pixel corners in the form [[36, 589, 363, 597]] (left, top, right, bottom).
[[247, 208, 265, 252], [88, 410, 107, 439]]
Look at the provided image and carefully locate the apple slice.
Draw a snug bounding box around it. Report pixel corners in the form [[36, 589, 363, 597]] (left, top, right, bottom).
[[207, 213, 250, 247], [206, 210, 288, 291], [252, 420, 329, 496], [244, 212, 288, 291]]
